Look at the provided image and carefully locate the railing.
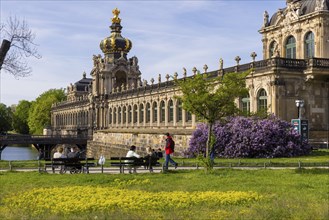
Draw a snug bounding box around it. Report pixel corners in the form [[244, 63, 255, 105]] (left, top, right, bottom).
[[52, 57, 329, 108], [0, 134, 90, 145], [310, 58, 329, 68]]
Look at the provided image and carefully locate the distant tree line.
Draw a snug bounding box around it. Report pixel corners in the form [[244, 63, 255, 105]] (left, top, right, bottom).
[[0, 89, 66, 135]]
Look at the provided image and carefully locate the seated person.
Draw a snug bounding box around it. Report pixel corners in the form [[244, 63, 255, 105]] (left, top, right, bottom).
[[156, 148, 163, 159], [144, 147, 158, 172], [53, 147, 63, 159], [125, 145, 141, 174], [67, 146, 80, 158]]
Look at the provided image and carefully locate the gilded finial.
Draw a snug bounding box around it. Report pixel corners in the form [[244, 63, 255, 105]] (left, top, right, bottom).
[[112, 8, 121, 23]]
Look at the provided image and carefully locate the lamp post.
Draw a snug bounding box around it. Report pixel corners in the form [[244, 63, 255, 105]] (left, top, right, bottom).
[[295, 99, 304, 119]]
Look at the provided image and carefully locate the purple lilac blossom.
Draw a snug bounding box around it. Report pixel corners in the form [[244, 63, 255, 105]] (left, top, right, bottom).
[[188, 116, 312, 158]]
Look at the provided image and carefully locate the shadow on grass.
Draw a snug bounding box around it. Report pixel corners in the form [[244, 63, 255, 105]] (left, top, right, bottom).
[[308, 149, 329, 156], [295, 168, 329, 175]]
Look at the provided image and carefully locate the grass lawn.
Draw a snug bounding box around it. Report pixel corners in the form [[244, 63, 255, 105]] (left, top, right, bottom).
[[0, 168, 328, 220], [1, 149, 328, 170]]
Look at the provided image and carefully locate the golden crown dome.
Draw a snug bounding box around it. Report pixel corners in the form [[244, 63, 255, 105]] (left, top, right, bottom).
[[100, 8, 132, 56]]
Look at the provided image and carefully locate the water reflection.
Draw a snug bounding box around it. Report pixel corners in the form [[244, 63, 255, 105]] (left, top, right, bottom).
[[1, 145, 39, 161]]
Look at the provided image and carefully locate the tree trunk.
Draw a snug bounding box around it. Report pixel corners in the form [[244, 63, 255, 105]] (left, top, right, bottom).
[[206, 122, 213, 158], [0, 39, 11, 70]]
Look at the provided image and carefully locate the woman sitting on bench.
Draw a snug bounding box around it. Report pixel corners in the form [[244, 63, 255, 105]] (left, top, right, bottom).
[[125, 145, 141, 174]]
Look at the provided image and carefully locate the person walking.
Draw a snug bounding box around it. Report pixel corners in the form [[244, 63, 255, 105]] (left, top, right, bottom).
[[163, 133, 178, 171]]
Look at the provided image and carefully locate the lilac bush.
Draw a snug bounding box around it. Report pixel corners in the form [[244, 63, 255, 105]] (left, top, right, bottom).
[[188, 116, 312, 158]]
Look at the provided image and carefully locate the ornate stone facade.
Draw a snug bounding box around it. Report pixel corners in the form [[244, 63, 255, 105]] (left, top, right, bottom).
[[51, 1, 329, 158]]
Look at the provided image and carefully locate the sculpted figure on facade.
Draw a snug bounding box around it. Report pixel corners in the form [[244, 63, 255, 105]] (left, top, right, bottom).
[[91, 55, 99, 75], [272, 43, 280, 58], [132, 56, 138, 66], [88, 93, 94, 103], [263, 11, 269, 27], [315, 0, 326, 11], [98, 54, 104, 70]]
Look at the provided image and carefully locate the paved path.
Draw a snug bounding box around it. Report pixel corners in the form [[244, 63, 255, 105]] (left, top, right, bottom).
[[1, 165, 328, 174]]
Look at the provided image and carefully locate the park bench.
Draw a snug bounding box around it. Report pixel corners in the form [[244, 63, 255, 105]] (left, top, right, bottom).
[[109, 156, 161, 173], [44, 157, 95, 174]]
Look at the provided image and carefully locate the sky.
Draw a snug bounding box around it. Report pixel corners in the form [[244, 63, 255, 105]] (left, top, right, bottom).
[[1, 0, 286, 106]]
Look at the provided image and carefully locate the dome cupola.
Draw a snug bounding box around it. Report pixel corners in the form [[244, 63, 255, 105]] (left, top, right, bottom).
[[100, 8, 132, 61]]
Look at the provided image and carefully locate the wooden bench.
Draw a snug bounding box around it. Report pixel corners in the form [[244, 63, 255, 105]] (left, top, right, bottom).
[[110, 157, 161, 173], [44, 158, 95, 174]]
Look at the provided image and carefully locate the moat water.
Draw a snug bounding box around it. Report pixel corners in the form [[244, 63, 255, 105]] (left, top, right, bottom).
[[1, 145, 39, 161]]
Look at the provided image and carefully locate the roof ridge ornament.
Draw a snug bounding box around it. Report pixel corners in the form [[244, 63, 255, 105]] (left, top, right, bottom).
[[112, 8, 121, 24]]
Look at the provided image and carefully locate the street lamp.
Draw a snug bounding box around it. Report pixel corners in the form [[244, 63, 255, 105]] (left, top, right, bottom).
[[295, 99, 304, 119]]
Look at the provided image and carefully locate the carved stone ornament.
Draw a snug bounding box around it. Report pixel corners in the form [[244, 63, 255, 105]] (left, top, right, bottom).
[[174, 72, 178, 80], [219, 58, 223, 70], [183, 67, 187, 78], [235, 56, 241, 65], [165, 74, 170, 81], [315, 0, 326, 11], [192, 67, 197, 75], [203, 64, 208, 73], [282, 1, 300, 33]]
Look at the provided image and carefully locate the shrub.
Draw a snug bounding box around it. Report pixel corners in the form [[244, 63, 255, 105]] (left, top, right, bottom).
[[188, 116, 311, 158]]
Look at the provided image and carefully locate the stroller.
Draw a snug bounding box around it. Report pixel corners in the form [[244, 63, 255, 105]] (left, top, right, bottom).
[[59, 158, 82, 174]]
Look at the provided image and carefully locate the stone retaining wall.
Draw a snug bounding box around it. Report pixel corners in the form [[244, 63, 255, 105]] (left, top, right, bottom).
[[87, 128, 193, 159]]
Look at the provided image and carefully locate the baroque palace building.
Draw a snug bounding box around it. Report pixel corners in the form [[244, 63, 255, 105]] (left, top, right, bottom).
[[51, 0, 329, 158]]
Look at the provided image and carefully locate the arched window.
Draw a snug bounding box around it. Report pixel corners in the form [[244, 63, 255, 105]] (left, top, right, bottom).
[[152, 102, 158, 123], [118, 107, 121, 124], [285, 36, 296, 59], [241, 94, 250, 114], [269, 41, 277, 58], [113, 108, 117, 124], [168, 100, 174, 122], [160, 101, 165, 123], [177, 100, 183, 122], [186, 111, 192, 122], [133, 105, 138, 123], [257, 89, 267, 112], [123, 106, 126, 124], [128, 106, 132, 123], [304, 31, 314, 58], [109, 108, 112, 124], [139, 103, 144, 124], [146, 103, 151, 123]]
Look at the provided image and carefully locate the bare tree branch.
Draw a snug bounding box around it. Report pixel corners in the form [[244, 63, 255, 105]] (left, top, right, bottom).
[[0, 16, 41, 78]]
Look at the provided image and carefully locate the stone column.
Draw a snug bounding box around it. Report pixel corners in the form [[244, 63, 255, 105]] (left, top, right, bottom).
[[149, 103, 153, 127], [165, 101, 168, 127], [157, 103, 160, 127], [296, 29, 302, 59], [173, 101, 177, 127], [191, 114, 196, 128]]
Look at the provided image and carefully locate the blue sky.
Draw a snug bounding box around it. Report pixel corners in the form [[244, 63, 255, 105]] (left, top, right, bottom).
[[1, 0, 285, 106]]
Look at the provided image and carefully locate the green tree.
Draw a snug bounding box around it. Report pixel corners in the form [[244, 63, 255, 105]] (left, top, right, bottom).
[[175, 71, 249, 169], [13, 100, 31, 134], [28, 89, 66, 134], [0, 103, 13, 133]]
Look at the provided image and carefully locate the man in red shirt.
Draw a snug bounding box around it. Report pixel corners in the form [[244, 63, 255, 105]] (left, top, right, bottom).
[[163, 133, 178, 171]]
